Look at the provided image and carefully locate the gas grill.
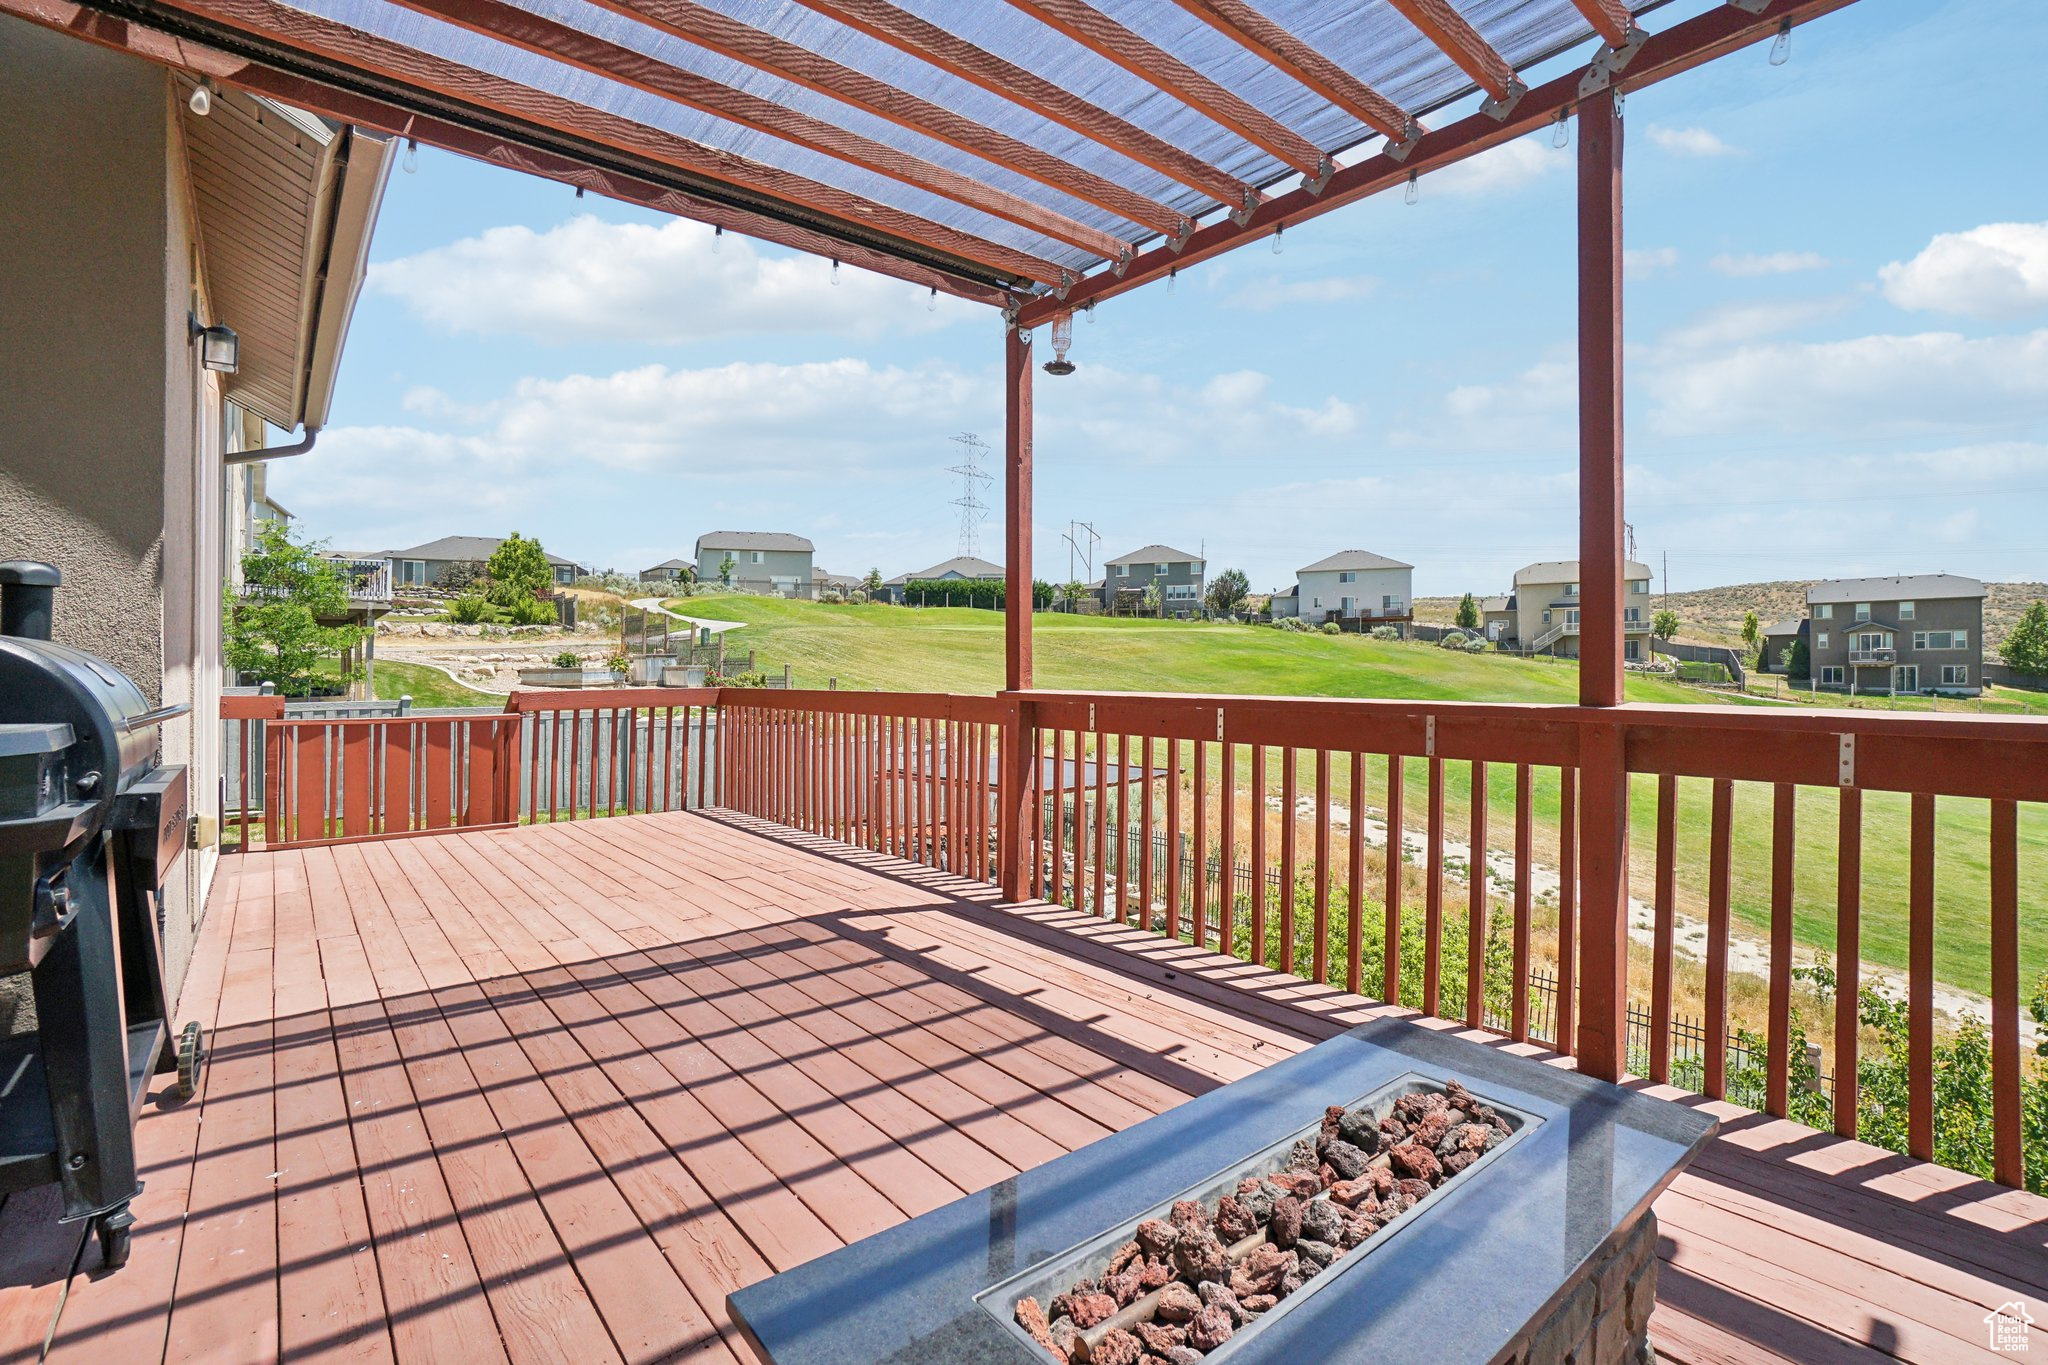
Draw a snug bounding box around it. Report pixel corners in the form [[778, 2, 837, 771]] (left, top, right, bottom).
[[0, 560, 200, 1269]]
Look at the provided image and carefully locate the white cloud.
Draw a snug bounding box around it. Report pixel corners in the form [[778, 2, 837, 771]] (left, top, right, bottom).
[[1878, 221, 2048, 318], [1647, 328, 2048, 436], [1423, 135, 1562, 197], [1624, 247, 1680, 281], [367, 214, 973, 342], [1657, 296, 1853, 351], [1224, 274, 1380, 311], [1709, 251, 1832, 277], [1645, 125, 1737, 158]]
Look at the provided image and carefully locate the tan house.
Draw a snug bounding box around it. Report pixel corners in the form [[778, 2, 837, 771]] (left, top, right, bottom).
[[1804, 574, 1985, 694], [1484, 560, 1655, 659], [0, 13, 388, 999]]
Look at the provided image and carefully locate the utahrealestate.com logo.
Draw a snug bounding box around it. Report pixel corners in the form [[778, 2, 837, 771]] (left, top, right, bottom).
[[1988, 1301, 2035, 1353]]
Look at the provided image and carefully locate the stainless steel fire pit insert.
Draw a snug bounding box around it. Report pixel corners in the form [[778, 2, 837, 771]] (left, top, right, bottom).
[[974, 1072, 1541, 1362]]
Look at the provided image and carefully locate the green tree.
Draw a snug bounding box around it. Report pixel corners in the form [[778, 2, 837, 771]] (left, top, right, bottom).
[[485, 532, 552, 603], [862, 567, 884, 597], [1141, 581, 1162, 616], [719, 553, 737, 587], [1786, 634, 1810, 681], [1060, 580, 1088, 611], [1454, 592, 1480, 630], [1205, 568, 1249, 617], [1741, 610, 1761, 660], [1651, 607, 1681, 640], [223, 523, 369, 697], [439, 559, 486, 594], [2000, 600, 2048, 674]]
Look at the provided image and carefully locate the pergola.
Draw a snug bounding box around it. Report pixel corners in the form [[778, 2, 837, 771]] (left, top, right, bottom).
[[19, 0, 1860, 1082]]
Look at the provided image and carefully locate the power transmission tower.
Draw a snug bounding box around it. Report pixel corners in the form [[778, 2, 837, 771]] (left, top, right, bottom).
[[1061, 521, 1100, 586], [946, 433, 992, 558]]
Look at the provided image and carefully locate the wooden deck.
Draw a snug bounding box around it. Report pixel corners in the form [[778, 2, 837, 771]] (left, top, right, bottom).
[[0, 810, 2039, 1363]]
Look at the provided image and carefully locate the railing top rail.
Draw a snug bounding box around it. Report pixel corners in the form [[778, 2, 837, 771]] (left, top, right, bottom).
[[719, 688, 1011, 723], [501, 687, 721, 712], [222, 695, 287, 721]]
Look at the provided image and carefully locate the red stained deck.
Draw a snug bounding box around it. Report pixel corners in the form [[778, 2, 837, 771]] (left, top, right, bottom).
[[0, 811, 2038, 1363]]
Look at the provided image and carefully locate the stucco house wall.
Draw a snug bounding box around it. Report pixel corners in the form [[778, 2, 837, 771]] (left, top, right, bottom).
[[1297, 566, 1411, 620]]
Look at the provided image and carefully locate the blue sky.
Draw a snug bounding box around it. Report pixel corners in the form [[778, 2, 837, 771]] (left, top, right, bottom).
[[272, 0, 2048, 598]]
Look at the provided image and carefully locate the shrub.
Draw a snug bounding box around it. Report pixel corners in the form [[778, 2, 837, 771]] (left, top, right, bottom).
[[899, 578, 1056, 609], [1370, 625, 1401, 640], [1273, 616, 1307, 632], [1320, 621, 1341, 635], [447, 593, 498, 624], [552, 651, 580, 668], [606, 651, 630, 675], [503, 594, 556, 626], [1463, 637, 1490, 653]]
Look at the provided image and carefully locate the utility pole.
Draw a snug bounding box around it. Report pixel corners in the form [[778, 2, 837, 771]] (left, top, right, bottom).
[[946, 432, 992, 558], [1061, 521, 1099, 608]]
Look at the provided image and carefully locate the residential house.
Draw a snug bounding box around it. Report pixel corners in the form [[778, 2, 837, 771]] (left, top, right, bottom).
[[641, 558, 693, 583], [1758, 617, 1807, 673], [0, 11, 388, 997], [696, 531, 815, 595], [1292, 550, 1414, 626], [384, 535, 579, 589], [883, 555, 1003, 604], [813, 567, 863, 598], [1096, 544, 1206, 617], [1803, 574, 1984, 694], [1490, 560, 1655, 659]]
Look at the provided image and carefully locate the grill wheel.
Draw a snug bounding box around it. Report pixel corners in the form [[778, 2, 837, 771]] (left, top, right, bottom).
[[175, 1021, 204, 1100]]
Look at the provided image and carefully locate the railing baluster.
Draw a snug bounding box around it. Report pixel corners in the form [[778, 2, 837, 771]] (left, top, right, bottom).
[[1424, 757, 1445, 1019], [1029, 726, 1046, 898], [1191, 739, 1207, 950], [382, 722, 414, 837], [1767, 782, 1796, 1117], [1556, 768, 1577, 1056], [1650, 773, 1678, 1082], [1312, 749, 1331, 985], [1250, 744, 1268, 965], [1050, 728, 1067, 907], [1092, 726, 1108, 916], [1704, 778, 1733, 1100], [1466, 760, 1487, 1030], [1989, 798, 2023, 1189], [1384, 754, 1403, 1006], [979, 719, 994, 880], [1140, 736, 1156, 931], [341, 726, 371, 839], [1112, 733, 1129, 918], [1164, 737, 1181, 936], [1280, 747, 1298, 973], [1512, 764, 1532, 1044], [1835, 787, 1862, 1138], [1220, 742, 1237, 958], [1347, 752, 1365, 997]]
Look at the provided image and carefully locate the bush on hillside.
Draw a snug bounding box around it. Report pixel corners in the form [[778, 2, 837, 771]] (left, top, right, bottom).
[[899, 578, 1055, 610], [1273, 616, 1308, 632], [447, 592, 497, 624], [1462, 637, 1491, 653], [1320, 621, 1341, 635], [1370, 625, 1401, 640]]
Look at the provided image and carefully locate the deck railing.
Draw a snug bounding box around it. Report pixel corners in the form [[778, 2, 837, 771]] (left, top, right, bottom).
[[220, 685, 2043, 1190]]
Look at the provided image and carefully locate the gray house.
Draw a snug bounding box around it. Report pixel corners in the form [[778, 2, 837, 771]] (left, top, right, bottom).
[[1097, 544, 1205, 617], [883, 555, 1003, 604], [1758, 617, 1806, 673], [641, 557, 693, 583], [695, 531, 815, 596], [1804, 574, 1984, 694], [385, 535, 579, 589]]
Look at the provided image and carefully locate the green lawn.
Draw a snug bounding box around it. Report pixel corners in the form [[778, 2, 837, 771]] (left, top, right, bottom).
[[673, 595, 2045, 996], [315, 658, 500, 708]]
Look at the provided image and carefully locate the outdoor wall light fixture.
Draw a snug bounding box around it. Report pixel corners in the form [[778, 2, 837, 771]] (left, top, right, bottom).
[[1769, 18, 1791, 64], [189, 315, 239, 374], [1043, 311, 1076, 376], [187, 79, 215, 116]]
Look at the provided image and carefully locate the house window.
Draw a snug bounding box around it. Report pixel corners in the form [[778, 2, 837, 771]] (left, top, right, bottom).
[[1820, 666, 1845, 685], [1564, 582, 1579, 597], [1338, 571, 1356, 584], [1623, 607, 1640, 624], [1115, 564, 1128, 577], [1156, 563, 1169, 576], [1854, 602, 1870, 621], [1942, 664, 1970, 686], [1625, 640, 1641, 661], [1816, 604, 1833, 620], [1631, 580, 1649, 594], [1899, 601, 1915, 620], [1957, 629, 1969, 649], [401, 560, 426, 585], [1340, 596, 1356, 612], [1894, 665, 1918, 692], [1858, 632, 1888, 653], [1816, 632, 1829, 650], [1542, 610, 1552, 625], [1917, 630, 1966, 650], [1382, 594, 1397, 612]]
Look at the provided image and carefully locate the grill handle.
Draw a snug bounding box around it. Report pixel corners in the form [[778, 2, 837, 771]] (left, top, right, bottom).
[[0, 561, 59, 642]]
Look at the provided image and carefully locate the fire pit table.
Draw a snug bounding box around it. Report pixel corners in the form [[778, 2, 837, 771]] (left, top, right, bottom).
[[729, 1015, 1716, 1365]]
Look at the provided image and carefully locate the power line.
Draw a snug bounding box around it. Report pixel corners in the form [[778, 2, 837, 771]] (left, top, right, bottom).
[[945, 432, 991, 558]]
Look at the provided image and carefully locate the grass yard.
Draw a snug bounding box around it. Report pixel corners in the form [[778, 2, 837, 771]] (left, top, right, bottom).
[[314, 657, 500, 708], [676, 595, 2044, 996]]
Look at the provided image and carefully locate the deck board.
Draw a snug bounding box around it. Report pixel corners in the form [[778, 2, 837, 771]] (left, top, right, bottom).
[[0, 810, 2036, 1364]]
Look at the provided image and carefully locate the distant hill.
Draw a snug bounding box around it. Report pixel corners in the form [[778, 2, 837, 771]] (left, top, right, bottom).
[[1417, 580, 2048, 649]]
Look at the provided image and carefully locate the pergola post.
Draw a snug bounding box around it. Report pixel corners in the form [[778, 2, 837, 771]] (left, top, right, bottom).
[[998, 323, 1036, 900], [1574, 87, 1631, 1081]]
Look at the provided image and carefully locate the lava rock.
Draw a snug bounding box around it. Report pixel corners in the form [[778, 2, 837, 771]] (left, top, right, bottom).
[[1091, 1327, 1143, 1365], [1327, 1178, 1371, 1208], [1234, 1178, 1275, 1223], [1199, 1280, 1249, 1326], [1286, 1137, 1321, 1172], [1337, 1107, 1380, 1152], [1399, 1177, 1434, 1203], [1389, 1141, 1443, 1184], [1443, 1149, 1479, 1177], [1137, 1259, 1173, 1293], [1169, 1200, 1210, 1235], [1279, 1261, 1311, 1296], [1213, 1195, 1259, 1243], [1241, 1293, 1278, 1314], [1321, 1104, 1347, 1142], [1135, 1219, 1180, 1258], [1066, 1292, 1118, 1329], [1301, 1197, 1346, 1246], [1188, 1303, 1235, 1353], [1368, 1165, 1398, 1198], [1320, 1137, 1370, 1182], [1015, 1297, 1058, 1358], [1134, 1320, 1186, 1355], [1166, 1349, 1204, 1365], [1437, 1122, 1494, 1158], [1171, 1229, 1229, 1285], [1049, 1316, 1081, 1362], [1317, 1162, 1341, 1192], [1267, 1195, 1303, 1248], [1410, 1108, 1453, 1149], [1335, 1205, 1376, 1249], [1107, 1264, 1146, 1307], [1107, 1239, 1144, 1276], [1154, 1281, 1202, 1323], [1234, 1243, 1293, 1296], [1295, 1236, 1337, 1269]]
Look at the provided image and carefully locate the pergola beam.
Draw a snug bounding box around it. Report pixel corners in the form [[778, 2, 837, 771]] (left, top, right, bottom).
[[1382, 0, 1516, 101], [386, 0, 1130, 261], [1571, 0, 1638, 49], [1164, 0, 1413, 143], [13, 0, 1031, 295], [1016, 0, 1858, 328], [586, 0, 1182, 240], [793, 0, 1251, 211], [1002, 0, 1328, 179]]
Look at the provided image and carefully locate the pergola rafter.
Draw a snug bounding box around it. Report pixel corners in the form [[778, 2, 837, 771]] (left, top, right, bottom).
[[383, 0, 1134, 260], [790, 0, 1251, 212], [1000, 0, 1330, 179], [1571, 0, 1638, 48], [1381, 0, 1517, 101], [580, 0, 1185, 240], [1163, 0, 1415, 143]]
